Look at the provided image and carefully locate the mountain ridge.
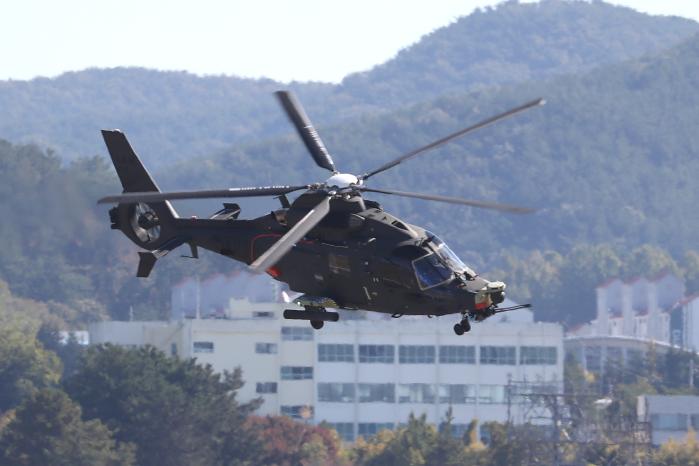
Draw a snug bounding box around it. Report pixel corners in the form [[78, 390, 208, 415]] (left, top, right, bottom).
[[0, 0, 696, 167]]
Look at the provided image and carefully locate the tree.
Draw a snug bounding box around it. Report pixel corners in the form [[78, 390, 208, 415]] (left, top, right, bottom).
[[246, 416, 344, 466], [652, 435, 699, 466], [427, 408, 482, 466], [0, 389, 135, 466], [64, 344, 262, 466], [683, 250, 699, 295], [350, 428, 397, 465], [0, 281, 62, 412], [623, 245, 680, 279]]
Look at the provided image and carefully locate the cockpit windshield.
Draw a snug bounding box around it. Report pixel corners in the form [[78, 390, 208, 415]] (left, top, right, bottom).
[[426, 232, 476, 278], [412, 253, 454, 290]]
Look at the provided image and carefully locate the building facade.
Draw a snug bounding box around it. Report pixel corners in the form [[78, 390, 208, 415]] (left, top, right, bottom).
[[570, 273, 685, 344], [637, 395, 699, 445], [90, 298, 563, 441]]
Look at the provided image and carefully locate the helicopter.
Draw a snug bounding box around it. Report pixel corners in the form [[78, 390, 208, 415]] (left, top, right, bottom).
[[98, 91, 544, 335]]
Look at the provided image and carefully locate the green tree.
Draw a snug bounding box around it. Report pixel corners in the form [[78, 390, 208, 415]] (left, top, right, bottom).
[[350, 428, 397, 465], [0, 282, 62, 412], [623, 245, 680, 279], [64, 344, 261, 466], [0, 389, 135, 466], [683, 250, 699, 295], [370, 413, 436, 466], [427, 408, 482, 466]]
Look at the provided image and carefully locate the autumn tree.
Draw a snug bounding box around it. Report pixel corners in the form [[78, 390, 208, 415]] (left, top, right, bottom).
[[246, 415, 345, 466], [651, 435, 699, 466]]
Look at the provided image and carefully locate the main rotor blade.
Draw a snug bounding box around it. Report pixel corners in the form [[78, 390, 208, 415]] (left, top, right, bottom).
[[250, 195, 332, 273], [360, 187, 535, 214], [276, 90, 337, 173], [97, 185, 308, 204], [361, 98, 545, 180]]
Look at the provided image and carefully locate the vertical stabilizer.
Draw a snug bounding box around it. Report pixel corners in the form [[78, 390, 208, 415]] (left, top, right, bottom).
[[101, 130, 160, 193]]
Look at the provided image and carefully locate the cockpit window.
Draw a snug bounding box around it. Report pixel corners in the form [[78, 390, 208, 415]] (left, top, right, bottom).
[[425, 232, 476, 279], [412, 253, 454, 290]]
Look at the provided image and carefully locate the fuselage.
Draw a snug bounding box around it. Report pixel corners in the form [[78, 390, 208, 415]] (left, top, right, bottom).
[[168, 192, 505, 316]]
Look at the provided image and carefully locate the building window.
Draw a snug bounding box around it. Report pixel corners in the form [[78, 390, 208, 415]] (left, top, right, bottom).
[[398, 384, 436, 403], [256, 382, 277, 394], [478, 385, 506, 404], [253, 311, 274, 319], [358, 383, 395, 403], [358, 423, 394, 437], [585, 346, 602, 372], [359, 345, 394, 363], [439, 345, 475, 364], [318, 383, 355, 402], [193, 341, 214, 353], [281, 366, 313, 380], [318, 344, 354, 362], [281, 326, 313, 341], [520, 346, 557, 365], [281, 405, 314, 420], [255, 342, 278, 354], [170, 343, 178, 357], [480, 346, 516, 365], [328, 423, 354, 442], [399, 345, 435, 364], [652, 414, 688, 431], [690, 414, 699, 430], [439, 384, 476, 404]]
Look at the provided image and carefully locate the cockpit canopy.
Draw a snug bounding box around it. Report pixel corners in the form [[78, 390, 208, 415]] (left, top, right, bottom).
[[410, 232, 476, 290]]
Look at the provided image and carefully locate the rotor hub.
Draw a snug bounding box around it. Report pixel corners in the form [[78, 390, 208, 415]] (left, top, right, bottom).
[[325, 173, 361, 190]]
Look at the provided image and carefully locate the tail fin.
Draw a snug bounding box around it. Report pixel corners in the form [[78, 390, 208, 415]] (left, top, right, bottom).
[[101, 130, 183, 278], [101, 130, 160, 193], [101, 130, 178, 219]]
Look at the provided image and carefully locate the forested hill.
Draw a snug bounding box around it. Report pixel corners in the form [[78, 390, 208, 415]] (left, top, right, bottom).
[[0, 1, 696, 166], [340, 0, 699, 107], [168, 29, 699, 264]]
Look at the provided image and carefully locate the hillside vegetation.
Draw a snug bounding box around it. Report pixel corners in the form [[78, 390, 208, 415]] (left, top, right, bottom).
[[0, 1, 699, 325], [0, 1, 696, 166]]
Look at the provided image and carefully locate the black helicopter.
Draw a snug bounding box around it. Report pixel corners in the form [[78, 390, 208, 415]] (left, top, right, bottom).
[[98, 91, 543, 335]]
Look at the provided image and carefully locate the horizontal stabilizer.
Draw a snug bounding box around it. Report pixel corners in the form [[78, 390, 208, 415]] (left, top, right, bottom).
[[137, 252, 158, 278]]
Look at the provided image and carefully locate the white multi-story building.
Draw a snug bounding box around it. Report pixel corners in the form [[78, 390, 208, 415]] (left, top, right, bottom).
[[637, 395, 699, 445], [90, 298, 563, 441], [570, 273, 685, 344], [564, 273, 699, 377]]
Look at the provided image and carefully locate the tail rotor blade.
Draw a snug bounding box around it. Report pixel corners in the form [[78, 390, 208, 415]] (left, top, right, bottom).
[[250, 195, 332, 273], [360, 187, 535, 214], [276, 90, 337, 173]]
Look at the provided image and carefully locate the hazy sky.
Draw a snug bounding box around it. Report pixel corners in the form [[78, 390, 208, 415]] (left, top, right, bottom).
[[3, 0, 699, 83]]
